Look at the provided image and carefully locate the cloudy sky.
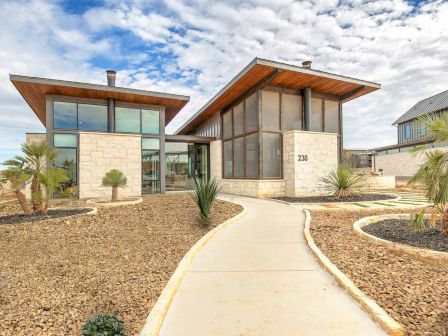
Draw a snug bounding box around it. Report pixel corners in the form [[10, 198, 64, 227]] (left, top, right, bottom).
[[1, 0, 447, 164]]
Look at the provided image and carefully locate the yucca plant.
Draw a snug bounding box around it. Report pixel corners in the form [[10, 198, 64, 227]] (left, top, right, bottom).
[[190, 177, 221, 225], [320, 164, 365, 197], [0, 167, 31, 215], [38, 166, 69, 215], [102, 169, 127, 202]]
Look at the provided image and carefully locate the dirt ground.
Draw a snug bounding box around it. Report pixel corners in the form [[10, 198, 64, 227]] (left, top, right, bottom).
[[310, 208, 448, 336], [0, 194, 242, 335]]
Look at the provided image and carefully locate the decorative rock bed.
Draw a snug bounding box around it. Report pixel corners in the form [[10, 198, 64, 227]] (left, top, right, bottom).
[[272, 193, 398, 203], [354, 214, 448, 266], [86, 196, 143, 207], [0, 206, 96, 225]]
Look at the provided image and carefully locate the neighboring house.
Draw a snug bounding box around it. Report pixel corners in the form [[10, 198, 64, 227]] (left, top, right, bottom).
[[343, 149, 373, 174], [11, 58, 380, 199], [373, 90, 448, 179]]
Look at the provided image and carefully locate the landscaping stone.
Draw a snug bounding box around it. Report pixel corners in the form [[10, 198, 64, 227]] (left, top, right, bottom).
[[273, 193, 395, 203], [0, 195, 242, 336], [310, 208, 448, 336]]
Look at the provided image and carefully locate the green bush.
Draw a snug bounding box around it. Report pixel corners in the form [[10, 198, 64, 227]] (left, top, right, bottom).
[[81, 314, 125, 336], [190, 177, 221, 224]]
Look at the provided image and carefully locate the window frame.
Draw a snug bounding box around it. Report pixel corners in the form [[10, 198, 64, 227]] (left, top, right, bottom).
[[141, 137, 161, 194], [52, 133, 79, 194]]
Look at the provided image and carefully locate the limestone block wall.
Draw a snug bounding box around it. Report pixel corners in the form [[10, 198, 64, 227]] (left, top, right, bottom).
[[209, 140, 222, 181], [362, 175, 396, 190], [374, 147, 448, 177], [78, 132, 142, 199], [220, 179, 285, 198], [283, 131, 338, 197]]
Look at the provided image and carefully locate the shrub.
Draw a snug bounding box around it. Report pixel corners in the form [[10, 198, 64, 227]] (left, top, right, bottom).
[[81, 314, 125, 336], [102, 169, 127, 202], [190, 177, 221, 224], [320, 164, 365, 197]]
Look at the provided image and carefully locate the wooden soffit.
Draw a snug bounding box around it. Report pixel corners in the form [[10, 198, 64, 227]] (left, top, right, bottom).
[[10, 75, 190, 126]]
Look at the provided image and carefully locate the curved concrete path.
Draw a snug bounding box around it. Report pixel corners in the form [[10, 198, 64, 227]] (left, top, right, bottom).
[[159, 194, 385, 336]]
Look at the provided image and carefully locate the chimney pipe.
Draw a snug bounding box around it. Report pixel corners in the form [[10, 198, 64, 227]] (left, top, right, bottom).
[[106, 70, 116, 86], [302, 61, 312, 69]]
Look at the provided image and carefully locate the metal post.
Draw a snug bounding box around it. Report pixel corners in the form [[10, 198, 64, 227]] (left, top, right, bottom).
[[303, 86, 312, 131], [108, 98, 115, 132]]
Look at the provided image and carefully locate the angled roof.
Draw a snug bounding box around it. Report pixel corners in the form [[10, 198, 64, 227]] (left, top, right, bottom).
[[175, 57, 381, 135], [393, 89, 448, 125], [10, 74, 189, 126]]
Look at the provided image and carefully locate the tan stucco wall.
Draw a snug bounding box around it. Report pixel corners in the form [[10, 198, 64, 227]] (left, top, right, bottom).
[[209, 140, 222, 181], [374, 147, 448, 177], [78, 132, 142, 199], [283, 131, 338, 197]]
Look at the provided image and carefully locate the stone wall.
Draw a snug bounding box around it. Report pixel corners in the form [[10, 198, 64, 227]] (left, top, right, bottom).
[[209, 140, 222, 181], [78, 132, 142, 199], [283, 131, 338, 197], [374, 147, 448, 177], [362, 175, 396, 190], [219, 179, 285, 198]]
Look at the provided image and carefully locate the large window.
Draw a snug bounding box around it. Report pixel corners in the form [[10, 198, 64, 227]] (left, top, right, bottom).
[[405, 123, 411, 140], [324, 100, 339, 133], [245, 134, 259, 178], [223, 140, 233, 178], [53, 133, 77, 195], [261, 90, 280, 130], [310, 98, 323, 132], [115, 107, 160, 134], [142, 138, 160, 193], [262, 133, 281, 178], [281, 93, 302, 131], [54, 101, 107, 131]]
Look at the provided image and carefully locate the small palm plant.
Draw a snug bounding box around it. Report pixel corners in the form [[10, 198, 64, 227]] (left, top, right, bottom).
[[38, 167, 69, 215], [102, 169, 127, 202], [320, 164, 365, 197], [190, 177, 221, 225], [0, 166, 31, 215]]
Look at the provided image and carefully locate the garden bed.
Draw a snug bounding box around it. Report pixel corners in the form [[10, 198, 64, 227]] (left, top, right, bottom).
[[310, 208, 448, 336], [273, 193, 395, 203], [0, 208, 94, 225], [0, 194, 242, 336], [363, 218, 448, 252]]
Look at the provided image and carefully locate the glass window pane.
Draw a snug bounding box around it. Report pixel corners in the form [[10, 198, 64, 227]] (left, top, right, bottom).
[[142, 138, 160, 150], [324, 100, 339, 133], [142, 147, 160, 194], [234, 137, 244, 178], [281, 93, 302, 131], [245, 92, 258, 132], [310, 98, 323, 132], [54, 102, 77, 129], [53, 133, 77, 147], [233, 102, 244, 136], [261, 90, 280, 130], [245, 134, 259, 178], [54, 148, 77, 184], [223, 140, 233, 178], [262, 133, 281, 178], [78, 104, 108, 131], [223, 111, 232, 139], [115, 107, 140, 133], [165, 142, 194, 191], [142, 109, 160, 134]]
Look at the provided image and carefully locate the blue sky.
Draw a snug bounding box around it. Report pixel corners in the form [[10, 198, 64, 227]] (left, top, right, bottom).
[[1, 0, 448, 166]]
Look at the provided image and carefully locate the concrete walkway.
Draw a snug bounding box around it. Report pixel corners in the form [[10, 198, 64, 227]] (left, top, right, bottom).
[[159, 194, 385, 336]]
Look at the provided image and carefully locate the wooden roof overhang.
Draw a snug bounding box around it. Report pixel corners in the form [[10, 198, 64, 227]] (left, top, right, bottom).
[[175, 58, 380, 135], [10, 75, 190, 126]]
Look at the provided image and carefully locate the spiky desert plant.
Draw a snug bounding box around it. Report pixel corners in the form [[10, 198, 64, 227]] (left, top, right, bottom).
[[13, 142, 56, 212], [190, 177, 221, 225], [38, 167, 69, 215], [320, 164, 365, 197], [0, 166, 31, 215], [102, 169, 127, 202]]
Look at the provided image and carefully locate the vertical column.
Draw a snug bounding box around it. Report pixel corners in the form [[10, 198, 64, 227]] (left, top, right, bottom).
[[303, 86, 312, 131], [159, 107, 166, 193], [108, 98, 115, 132]]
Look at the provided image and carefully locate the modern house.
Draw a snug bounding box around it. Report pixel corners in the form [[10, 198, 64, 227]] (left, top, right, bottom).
[[11, 58, 380, 199], [373, 89, 448, 179]]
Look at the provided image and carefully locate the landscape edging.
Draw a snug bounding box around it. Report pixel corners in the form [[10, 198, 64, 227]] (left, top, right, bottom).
[[303, 209, 405, 336], [354, 214, 448, 266], [86, 197, 143, 207], [139, 204, 248, 336]]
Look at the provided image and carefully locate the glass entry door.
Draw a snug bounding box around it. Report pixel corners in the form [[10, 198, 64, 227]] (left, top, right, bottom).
[[165, 142, 208, 191]]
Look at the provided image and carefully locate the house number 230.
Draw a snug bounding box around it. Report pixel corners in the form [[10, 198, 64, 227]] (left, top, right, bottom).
[[298, 154, 308, 162]]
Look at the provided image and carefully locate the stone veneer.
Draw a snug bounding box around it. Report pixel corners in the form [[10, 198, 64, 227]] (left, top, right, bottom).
[[78, 132, 142, 199], [283, 130, 338, 197]]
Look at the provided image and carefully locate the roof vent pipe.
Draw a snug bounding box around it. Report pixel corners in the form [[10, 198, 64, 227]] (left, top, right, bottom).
[[106, 70, 116, 86], [302, 61, 312, 69]]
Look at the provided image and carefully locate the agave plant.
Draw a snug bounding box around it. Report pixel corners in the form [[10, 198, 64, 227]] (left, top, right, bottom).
[[190, 177, 221, 225], [102, 169, 127, 202], [320, 164, 365, 197]]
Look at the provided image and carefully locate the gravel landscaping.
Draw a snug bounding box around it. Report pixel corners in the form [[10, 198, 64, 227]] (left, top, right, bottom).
[[364, 219, 448, 252], [0, 208, 92, 225], [273, 193, 395, 203], [310, 208, 448, 336], [0, 194, 242, 336]]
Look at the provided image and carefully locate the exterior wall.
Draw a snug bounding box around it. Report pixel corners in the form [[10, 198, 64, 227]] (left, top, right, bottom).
[[283, 131, 338, 197], [190, 112, 221, 138], [209, 140, 222, 180], [375, 147, 448, 177], [220, 179, 285, 198], [362, 176, 396, 190], [78, 132, 142, 199]]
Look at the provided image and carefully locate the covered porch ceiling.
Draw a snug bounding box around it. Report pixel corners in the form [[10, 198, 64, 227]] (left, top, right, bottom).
[[175, 58, 380, 135], [10, 75, 190, 126]]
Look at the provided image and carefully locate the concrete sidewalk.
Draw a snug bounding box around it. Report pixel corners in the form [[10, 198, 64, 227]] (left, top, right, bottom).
[[159, 194, 385, 336]]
